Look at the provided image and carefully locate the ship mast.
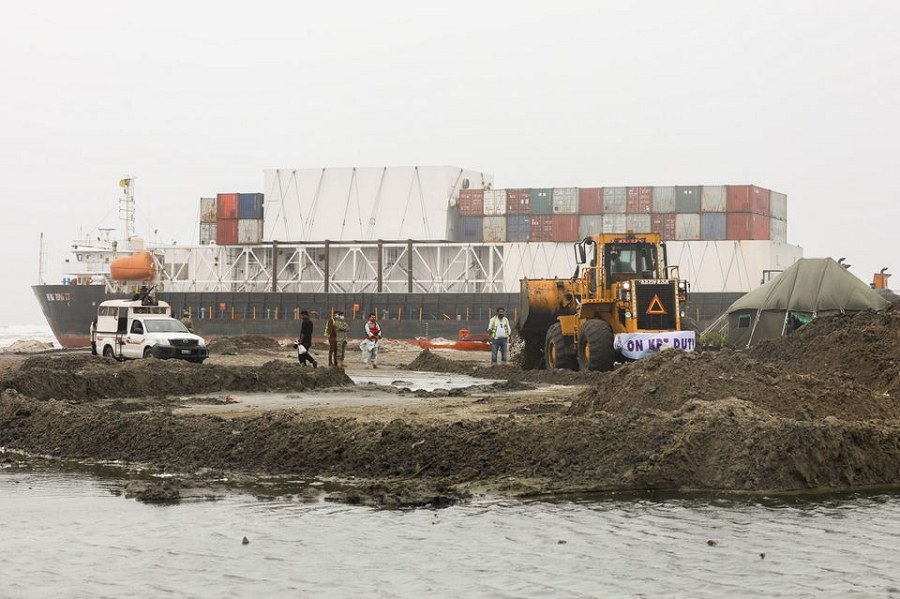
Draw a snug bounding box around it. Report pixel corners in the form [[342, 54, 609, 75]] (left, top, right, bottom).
[[119, 177, 135, 245]]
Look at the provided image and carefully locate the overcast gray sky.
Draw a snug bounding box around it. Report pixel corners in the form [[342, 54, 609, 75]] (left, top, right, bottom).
[[1, 0, 897, 325]]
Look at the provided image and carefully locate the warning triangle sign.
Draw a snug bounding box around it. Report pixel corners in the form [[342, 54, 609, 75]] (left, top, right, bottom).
[[646, 294, 668, 315]]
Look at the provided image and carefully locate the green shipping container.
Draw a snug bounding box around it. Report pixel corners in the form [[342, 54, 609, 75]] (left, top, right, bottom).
[[530, 188, 553, 215]]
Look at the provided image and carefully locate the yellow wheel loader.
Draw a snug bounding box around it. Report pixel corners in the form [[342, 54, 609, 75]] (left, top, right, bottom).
[[517, 233, 696, 371]]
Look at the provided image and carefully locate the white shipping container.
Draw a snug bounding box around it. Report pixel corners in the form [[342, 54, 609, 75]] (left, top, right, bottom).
[[701, 186, 726, 212], [552, 187, 579, 214], [626, 213, 652, 233], [200, 197, 217, 223], [652, 186, 676, 213], [770, 218, 786, 242], [483, 189, 508, 216], [482, 216, 507, 242], [675, 214, 701, 240], [238, 219, 263, 244], [199, 222, 217, 245], [602, 213, 627, 234], [603, 187, 627, 213], [770, 192, 787, 221], [579, 215, 604, 239]]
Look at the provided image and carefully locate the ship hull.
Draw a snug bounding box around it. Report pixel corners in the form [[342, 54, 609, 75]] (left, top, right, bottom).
[[34, 285, 743, 349]]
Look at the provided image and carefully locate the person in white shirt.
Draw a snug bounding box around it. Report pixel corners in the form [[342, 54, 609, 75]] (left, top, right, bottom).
[[487, 307, 511, 365]]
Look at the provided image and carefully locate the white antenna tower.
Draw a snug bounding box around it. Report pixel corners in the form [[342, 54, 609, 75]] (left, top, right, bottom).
[[119, 177, 135, 241], [38, 232, 46, 285]]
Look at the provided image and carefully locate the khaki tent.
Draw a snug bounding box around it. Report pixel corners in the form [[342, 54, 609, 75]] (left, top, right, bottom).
[[726, 258, 889, 347]]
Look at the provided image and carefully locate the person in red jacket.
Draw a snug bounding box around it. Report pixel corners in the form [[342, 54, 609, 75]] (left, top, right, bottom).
[[362, 312, 381, 368]]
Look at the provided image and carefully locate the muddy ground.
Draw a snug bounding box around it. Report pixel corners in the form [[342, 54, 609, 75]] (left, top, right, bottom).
[[3, 307, 900, 506]]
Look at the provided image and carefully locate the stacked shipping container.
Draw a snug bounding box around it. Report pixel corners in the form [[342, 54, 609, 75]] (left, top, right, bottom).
[[199, 197, 217, 245], [205, 193, 264, 245], [447, 185, 786, 244]]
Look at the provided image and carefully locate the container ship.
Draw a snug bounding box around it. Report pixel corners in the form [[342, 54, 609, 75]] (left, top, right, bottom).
[[34, 167, 802, 348]]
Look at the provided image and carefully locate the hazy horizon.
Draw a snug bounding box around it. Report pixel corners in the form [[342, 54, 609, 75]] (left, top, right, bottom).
[[2, 0, 897, 327]]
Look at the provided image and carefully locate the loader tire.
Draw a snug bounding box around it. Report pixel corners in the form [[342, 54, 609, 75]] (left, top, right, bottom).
[[577, 319, 616, 372], [544, 323, 578, 371], [519, 334, 544, 370]]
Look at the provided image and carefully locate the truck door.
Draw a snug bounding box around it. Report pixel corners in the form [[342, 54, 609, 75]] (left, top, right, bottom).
[[124, 319, 145, 358]]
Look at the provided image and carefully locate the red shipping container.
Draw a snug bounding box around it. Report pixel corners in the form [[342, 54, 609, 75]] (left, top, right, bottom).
[[726, 185, 770, 215], [217, 193, 239, 220], [626, 187, 653, 213], [506, 189, 531, 214], [551, 215, 579, 242], [530, 215, 553, 242], [459, 189, 484, 215], [727, 212, 771, 240], [651, 213, 677, 241], [579, 188, 603, 214], [216, 219, 239, 245]]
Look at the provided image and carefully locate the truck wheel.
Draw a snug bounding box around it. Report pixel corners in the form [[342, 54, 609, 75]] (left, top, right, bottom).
[[103, 345, 114, 359], [578, 320, 616, 372], [544, 323, 578, 371], [143, 347, 154, 359]]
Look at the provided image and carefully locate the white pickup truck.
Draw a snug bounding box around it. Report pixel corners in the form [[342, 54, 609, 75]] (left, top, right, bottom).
[[94, 299, 208, 363]]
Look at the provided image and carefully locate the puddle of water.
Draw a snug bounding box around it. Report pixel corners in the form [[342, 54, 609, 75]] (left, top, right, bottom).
[[349, 370, 499, 391]]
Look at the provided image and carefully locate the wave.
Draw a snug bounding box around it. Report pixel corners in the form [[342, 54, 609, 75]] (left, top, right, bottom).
[[0, 324, 59, 349]]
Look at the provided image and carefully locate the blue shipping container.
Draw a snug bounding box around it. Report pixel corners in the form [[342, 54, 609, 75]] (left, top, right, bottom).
[[238, 193, 264, 219], [701, 212, 727, 240], [506, 215, 530, 241], [459, 216, 483, 242]]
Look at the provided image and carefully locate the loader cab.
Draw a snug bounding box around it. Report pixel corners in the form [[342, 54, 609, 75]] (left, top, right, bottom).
[[605, 240, 660, 285]]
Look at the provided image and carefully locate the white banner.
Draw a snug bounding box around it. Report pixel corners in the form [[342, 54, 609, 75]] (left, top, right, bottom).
[[613, 331, 696, 360]]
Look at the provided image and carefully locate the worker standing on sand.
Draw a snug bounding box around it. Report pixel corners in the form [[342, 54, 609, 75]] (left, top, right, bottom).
[[181, 310, 193, 333], [362, 312, 382, 368], [325, 311, 338, 367], [333, 311, 349, 368], [90, 316, 98, 356], [488, 307, 511, 365], [295, 310, 318, 369]]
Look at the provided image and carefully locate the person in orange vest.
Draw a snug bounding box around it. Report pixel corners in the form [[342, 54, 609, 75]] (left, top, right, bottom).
[[362, 312, 381, 368]]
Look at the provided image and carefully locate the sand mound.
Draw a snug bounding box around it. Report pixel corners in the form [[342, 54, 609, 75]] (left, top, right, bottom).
[[206, 335, 281, 354], [0, 339, 55, 354], [2, 355, 351, 401], [406, 349, 603, 385]]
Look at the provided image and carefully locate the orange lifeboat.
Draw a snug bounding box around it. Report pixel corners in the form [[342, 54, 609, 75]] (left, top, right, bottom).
[[111, 252, 156, 282]]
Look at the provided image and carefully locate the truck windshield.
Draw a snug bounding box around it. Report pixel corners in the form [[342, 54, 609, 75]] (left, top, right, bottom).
[[608, 243, 657, 277], [144, 319, 190, 334]]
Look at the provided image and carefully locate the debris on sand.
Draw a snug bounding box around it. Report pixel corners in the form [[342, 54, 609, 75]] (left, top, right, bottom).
[[0, 340, 55, 354], [0, 355, 352, 401], [206, 335, 281, 354]]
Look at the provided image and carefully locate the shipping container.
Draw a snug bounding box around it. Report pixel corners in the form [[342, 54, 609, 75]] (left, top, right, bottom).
[[770, 217, 786, 243], [483, 189, 507, 216], [200, 197, 217, 223], [675, 214, 700, 240], [552, 187, 579, 214], [530, 189, 553, 215], [700, 186, 726, 212], [579, 187, 603, 214], [199, 222, 217, 245], [651, 213, 677, 241], [726, 212, 770, 240], [238, 193, 264, 220], [770, 191, 787, 221], [578, 215, 603, 239], [482, 216, 507, 242], [626, 213, 652, 233], [459, 216, 483, 242], [506, 189, 531, 214], [700, 212, 727, 240], [551, 215, 579, 242], [676, 186, 701, 213], [626, 187, 652, 213], [602, 213, 627, 234], [652, 186, 676, 213], [217, 193, 239, 220], [726, 185, 770, 215], [459, 189, 484, 216], [506, 215, 531, 241], [216, 219, 239, 245], [603, 187, 627, 213], [238, 219, 263, 244], [530, 215, 553, 241]]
